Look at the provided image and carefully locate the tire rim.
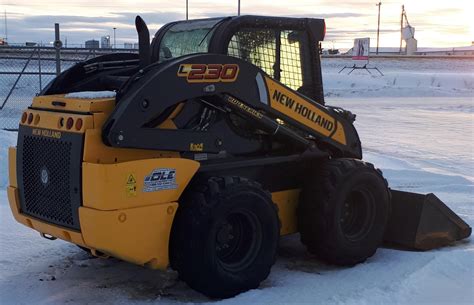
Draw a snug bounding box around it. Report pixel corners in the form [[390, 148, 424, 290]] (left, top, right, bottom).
[[215, 209, 263, 272], [340, 187, 376, 242]]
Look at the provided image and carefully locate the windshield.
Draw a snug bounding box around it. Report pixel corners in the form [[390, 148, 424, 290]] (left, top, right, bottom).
[[158, 18, 223, 62]]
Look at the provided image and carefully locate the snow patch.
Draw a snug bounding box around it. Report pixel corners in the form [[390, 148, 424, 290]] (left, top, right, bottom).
[[323, 72, 474, 98], [64, 91, 116, 99]]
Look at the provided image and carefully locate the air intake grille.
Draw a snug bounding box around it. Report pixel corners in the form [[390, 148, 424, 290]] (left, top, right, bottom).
[[18, 126, 83, 230], [22, 136, 73, 225]]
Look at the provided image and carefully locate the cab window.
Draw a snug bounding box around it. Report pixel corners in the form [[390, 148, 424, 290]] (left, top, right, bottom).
[[227, 28, 305, 90], [158, 18, 223, 62]]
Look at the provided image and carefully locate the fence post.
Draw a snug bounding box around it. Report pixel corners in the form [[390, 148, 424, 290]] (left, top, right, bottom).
[[38, 47, 42, 91], [54, 23, 62, 76]]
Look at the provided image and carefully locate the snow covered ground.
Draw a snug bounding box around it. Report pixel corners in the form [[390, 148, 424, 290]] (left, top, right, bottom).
[[321, 57, 474, 98], [0, 59, 473, 304]]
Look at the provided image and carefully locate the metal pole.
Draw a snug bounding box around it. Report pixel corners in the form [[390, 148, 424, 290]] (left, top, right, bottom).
[[38, 47, 42, 91], [4, 10, 7, 43], [54, 23, 61, 76], [399, 5, 404, 54], [238, 0, 241, 16], [186, 0, 188, 20], [376, 2, 381, 55], [113, 27, 116, 48]]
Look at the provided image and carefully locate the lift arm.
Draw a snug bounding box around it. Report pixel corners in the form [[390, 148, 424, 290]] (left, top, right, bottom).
[[103, 54, 362, 158]]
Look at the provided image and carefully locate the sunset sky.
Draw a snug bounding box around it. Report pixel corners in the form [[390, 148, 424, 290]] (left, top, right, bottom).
[[1, 0, 473, 49]]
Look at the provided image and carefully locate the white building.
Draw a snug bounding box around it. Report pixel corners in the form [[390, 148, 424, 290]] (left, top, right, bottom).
[[101, 36, 111, 49]]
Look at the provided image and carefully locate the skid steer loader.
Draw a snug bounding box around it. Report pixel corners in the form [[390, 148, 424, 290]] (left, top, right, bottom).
[[7, 15, 471, 298]]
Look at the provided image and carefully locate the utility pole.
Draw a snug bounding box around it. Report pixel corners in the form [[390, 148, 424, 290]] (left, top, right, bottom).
[[113, 27, 117, 49], [399, 5, 405, 54], [4, 10, 7, 42], [376, 2, 381, 55], [54, 23, 62, 75], [186, 0, 189, 20], [238, 0, 241, 16]]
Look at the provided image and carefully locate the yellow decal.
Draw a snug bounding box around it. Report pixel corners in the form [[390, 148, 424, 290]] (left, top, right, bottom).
[[189, 143, 204, 152], [32, 128, 62, 139], [265, 77, 347, 145], [226, 96, 263, 119], [177, 64, 239, 83], [125, 174, 137, 197]]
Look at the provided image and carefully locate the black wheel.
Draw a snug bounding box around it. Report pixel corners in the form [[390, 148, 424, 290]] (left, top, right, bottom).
[[170, 176, 280, 298], [297, 158, 391, 266]]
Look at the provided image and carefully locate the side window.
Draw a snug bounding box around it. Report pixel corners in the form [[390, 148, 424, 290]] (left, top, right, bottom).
[[158, 19, 222, 63], [227, 28, 303, 90], [160, 27, 209, 62], [280, 30, 303, 91], [228, 28, 276, 79]]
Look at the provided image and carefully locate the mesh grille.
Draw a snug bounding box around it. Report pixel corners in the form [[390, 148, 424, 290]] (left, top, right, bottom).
[[21, 136, 74, 226], [280, 30, 303, 90], [227, 28, 303, 90], [228, 28, 276, 79]]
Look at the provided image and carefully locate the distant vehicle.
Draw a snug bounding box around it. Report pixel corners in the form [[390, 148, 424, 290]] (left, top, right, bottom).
[[0, 38, 7, 46]]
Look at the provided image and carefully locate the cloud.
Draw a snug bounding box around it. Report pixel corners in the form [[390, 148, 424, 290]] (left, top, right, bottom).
[[4, 11, 370, 45], [4, 11, 186, 45], [291, 13, 369, 19], [2, 0, 470, 48]]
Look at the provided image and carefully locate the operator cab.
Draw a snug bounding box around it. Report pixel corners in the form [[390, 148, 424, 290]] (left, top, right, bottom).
[[42, 15, 326, 104], [152, 16, 325, 102]]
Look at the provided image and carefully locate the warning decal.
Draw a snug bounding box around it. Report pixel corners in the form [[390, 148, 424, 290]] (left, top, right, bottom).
[[126, 173, 137, 197]]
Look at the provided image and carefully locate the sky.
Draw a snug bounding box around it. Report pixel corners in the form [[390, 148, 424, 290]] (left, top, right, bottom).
[[1, 0, 473, 49]]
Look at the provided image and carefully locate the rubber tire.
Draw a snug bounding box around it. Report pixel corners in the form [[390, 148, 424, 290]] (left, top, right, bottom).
[[297, 158, 391, 266], [169, 176, 280, 299]]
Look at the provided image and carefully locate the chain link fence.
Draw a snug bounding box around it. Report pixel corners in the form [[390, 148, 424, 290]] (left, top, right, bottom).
[[0, 46, 137, 130]]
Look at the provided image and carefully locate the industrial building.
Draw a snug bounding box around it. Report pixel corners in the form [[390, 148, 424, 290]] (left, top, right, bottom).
[[85, 39, 99, 49]]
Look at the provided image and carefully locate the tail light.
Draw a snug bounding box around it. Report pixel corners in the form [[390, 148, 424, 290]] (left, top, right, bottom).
[[75, 118, 83, 131], [66, 117, 74, 130], [323, 21, 326, 40]]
